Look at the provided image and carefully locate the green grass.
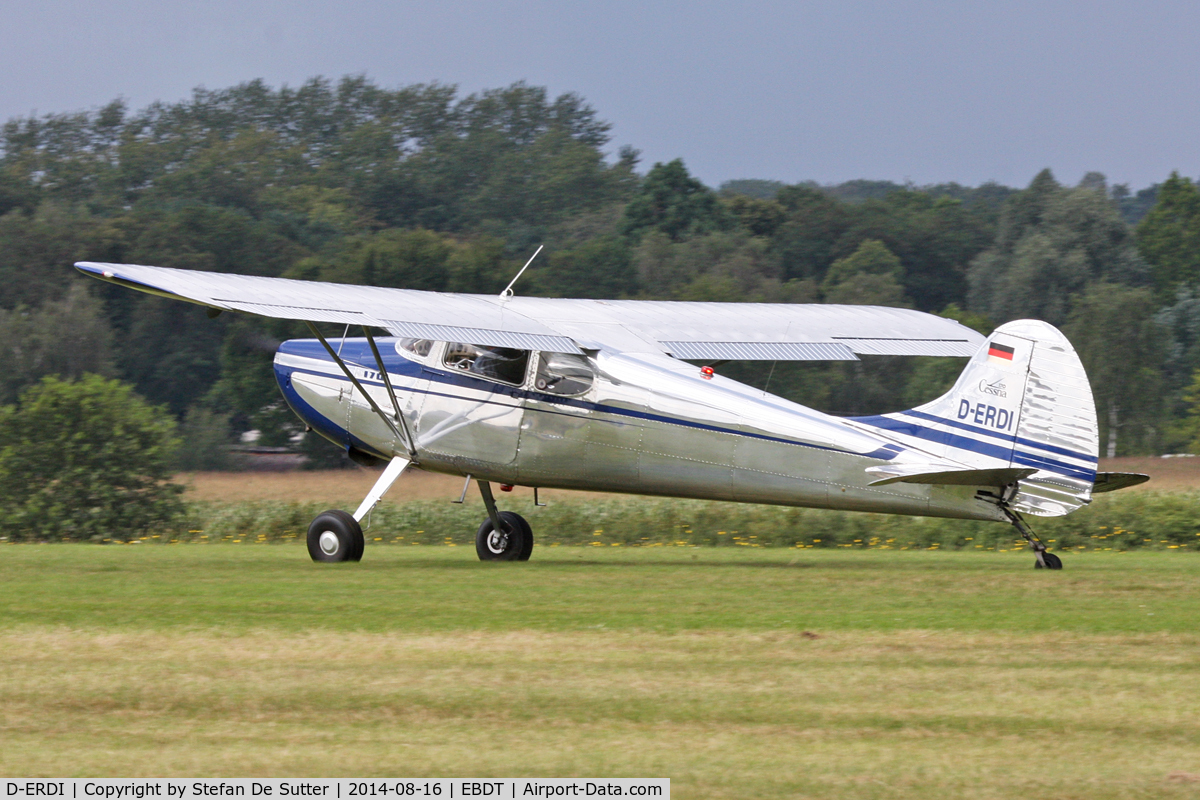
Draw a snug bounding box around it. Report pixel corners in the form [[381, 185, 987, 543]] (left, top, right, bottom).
[[2, 545, 1199, 634], [3, 546, 1200, 798]]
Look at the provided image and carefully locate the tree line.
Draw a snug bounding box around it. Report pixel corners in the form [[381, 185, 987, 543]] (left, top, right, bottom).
[[1, 75, 1198, 463]]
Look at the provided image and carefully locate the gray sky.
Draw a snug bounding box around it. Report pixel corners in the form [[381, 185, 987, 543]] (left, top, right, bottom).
[[3, 0, 1197, 190]]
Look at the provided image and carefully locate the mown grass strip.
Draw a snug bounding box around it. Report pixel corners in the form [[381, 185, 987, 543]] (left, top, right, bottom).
[[2, 548, 1199, 797], [2, 627, 1199, 797], [2, 547, 1199, 634]]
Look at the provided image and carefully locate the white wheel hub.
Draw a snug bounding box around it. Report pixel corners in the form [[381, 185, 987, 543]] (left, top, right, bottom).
[[319, 530, 341, 556], [487, 530, 509, 554]]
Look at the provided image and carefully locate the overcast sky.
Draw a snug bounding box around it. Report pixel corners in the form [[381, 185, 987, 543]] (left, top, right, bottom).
[[3, 0, 1197, 190]]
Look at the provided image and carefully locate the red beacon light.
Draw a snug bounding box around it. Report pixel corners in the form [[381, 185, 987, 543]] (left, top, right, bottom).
[[700, 366, 715, 379]]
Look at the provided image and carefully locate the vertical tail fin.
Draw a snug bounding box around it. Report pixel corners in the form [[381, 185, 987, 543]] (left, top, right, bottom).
[[866, 319, 1099, 516]]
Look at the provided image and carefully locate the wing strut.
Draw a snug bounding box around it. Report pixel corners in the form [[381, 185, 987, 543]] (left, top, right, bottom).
[[304, 321, 411, 456], [361, 325, 418, 460]]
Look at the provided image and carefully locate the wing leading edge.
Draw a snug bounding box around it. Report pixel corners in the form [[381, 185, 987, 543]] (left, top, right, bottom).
[[76, 261, 985, 359], [76, 261, 583, 354]]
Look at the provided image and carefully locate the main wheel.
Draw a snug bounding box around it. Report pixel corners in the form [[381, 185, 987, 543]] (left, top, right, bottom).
[[1042, 551, 1063, 570], [307, 510, 364, 562], [515, 514, 534, 561], [476, 511, 532, 562]]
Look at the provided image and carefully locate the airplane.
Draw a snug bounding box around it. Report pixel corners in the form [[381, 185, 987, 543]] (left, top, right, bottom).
[[76, 259, 1148, 569]]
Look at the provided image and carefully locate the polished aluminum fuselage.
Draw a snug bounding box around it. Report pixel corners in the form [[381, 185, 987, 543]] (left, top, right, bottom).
[[274, 338, 1007, 523]]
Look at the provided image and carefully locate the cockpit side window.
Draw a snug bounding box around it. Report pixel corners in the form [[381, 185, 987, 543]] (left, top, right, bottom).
[[397, 338, 433, 357], [534, 352, 596, 396], [444, 342, 530, 385]]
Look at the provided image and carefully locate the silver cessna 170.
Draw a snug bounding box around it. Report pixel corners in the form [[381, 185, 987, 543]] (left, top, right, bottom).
[[78, 258, 1147, 569]]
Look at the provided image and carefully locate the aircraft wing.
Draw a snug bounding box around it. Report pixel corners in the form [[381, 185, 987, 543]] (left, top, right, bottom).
[[76, 261, 984, 359]]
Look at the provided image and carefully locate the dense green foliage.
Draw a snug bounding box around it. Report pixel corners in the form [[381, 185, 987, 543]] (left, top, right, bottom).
[[1138, 172, 1200, 299], [1, 75, 1199, 456], [0, 375, 183, 539], [48, 490, 1199, 552]]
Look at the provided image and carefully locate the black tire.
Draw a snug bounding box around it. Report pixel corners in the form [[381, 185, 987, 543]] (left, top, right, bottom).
[[476, 511, 530, 562], [1042, 551, 1063, 570], [515, 513, 534, 561], [307, 510, 364, 563]]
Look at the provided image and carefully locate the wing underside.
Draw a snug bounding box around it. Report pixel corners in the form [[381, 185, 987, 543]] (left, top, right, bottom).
[[77, 261, 985, 359]]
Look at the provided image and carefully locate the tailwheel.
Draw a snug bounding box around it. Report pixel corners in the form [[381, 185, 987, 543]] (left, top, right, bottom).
[[1003, 506, 1063, 571], [307, 510, 364, 562], [475, 511, 532, 562], [1037, 551, 1063, 570]]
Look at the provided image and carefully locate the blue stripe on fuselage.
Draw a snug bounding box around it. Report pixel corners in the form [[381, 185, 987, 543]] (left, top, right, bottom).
[[274, 340, 905, 462]]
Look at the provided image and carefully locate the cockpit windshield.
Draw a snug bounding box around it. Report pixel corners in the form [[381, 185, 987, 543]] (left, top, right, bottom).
[[534, 352, 596, 395]]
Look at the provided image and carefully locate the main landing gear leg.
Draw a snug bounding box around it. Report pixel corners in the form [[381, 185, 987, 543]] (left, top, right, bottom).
[[475, 480, 533, 562], [307, 456, 411, 562], [1002, 507, 1062, 570]]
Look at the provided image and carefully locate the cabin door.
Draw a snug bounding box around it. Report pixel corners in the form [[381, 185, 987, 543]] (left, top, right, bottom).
[[412, 342, 528, 468]]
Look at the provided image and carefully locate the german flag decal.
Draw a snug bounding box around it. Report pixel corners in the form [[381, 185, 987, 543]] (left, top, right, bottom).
[[988, 342, 1015, 363]]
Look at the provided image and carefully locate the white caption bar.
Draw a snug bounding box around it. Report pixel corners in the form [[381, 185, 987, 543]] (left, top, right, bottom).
[[3, 781, 668, 800]]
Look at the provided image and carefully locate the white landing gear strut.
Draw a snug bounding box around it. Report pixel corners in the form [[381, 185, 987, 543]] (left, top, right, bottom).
[[307, 456, 411, 563], [354, 456, 412, 522]]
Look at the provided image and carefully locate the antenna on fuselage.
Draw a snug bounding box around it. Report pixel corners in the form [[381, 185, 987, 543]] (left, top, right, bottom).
[[499, 244, 544, 299]]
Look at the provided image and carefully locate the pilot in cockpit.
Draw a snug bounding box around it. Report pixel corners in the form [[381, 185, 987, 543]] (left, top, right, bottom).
[[469, 346, 528, 384]]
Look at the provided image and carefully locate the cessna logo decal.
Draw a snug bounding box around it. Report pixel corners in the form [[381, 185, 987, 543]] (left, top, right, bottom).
[[978, 379, 1007, 398]]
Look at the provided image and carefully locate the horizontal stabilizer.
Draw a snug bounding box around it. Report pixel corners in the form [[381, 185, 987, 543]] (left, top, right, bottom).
[[866, 464, 1036, 487], [1091, 472, 1150, 493]]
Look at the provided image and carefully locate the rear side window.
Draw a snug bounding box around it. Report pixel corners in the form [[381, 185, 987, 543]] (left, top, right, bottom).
[[444, 343, 530, 385], [535, 352, 596, 395]]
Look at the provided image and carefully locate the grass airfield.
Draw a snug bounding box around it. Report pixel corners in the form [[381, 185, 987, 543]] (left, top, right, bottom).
[[2, 546, 1200, 798]]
